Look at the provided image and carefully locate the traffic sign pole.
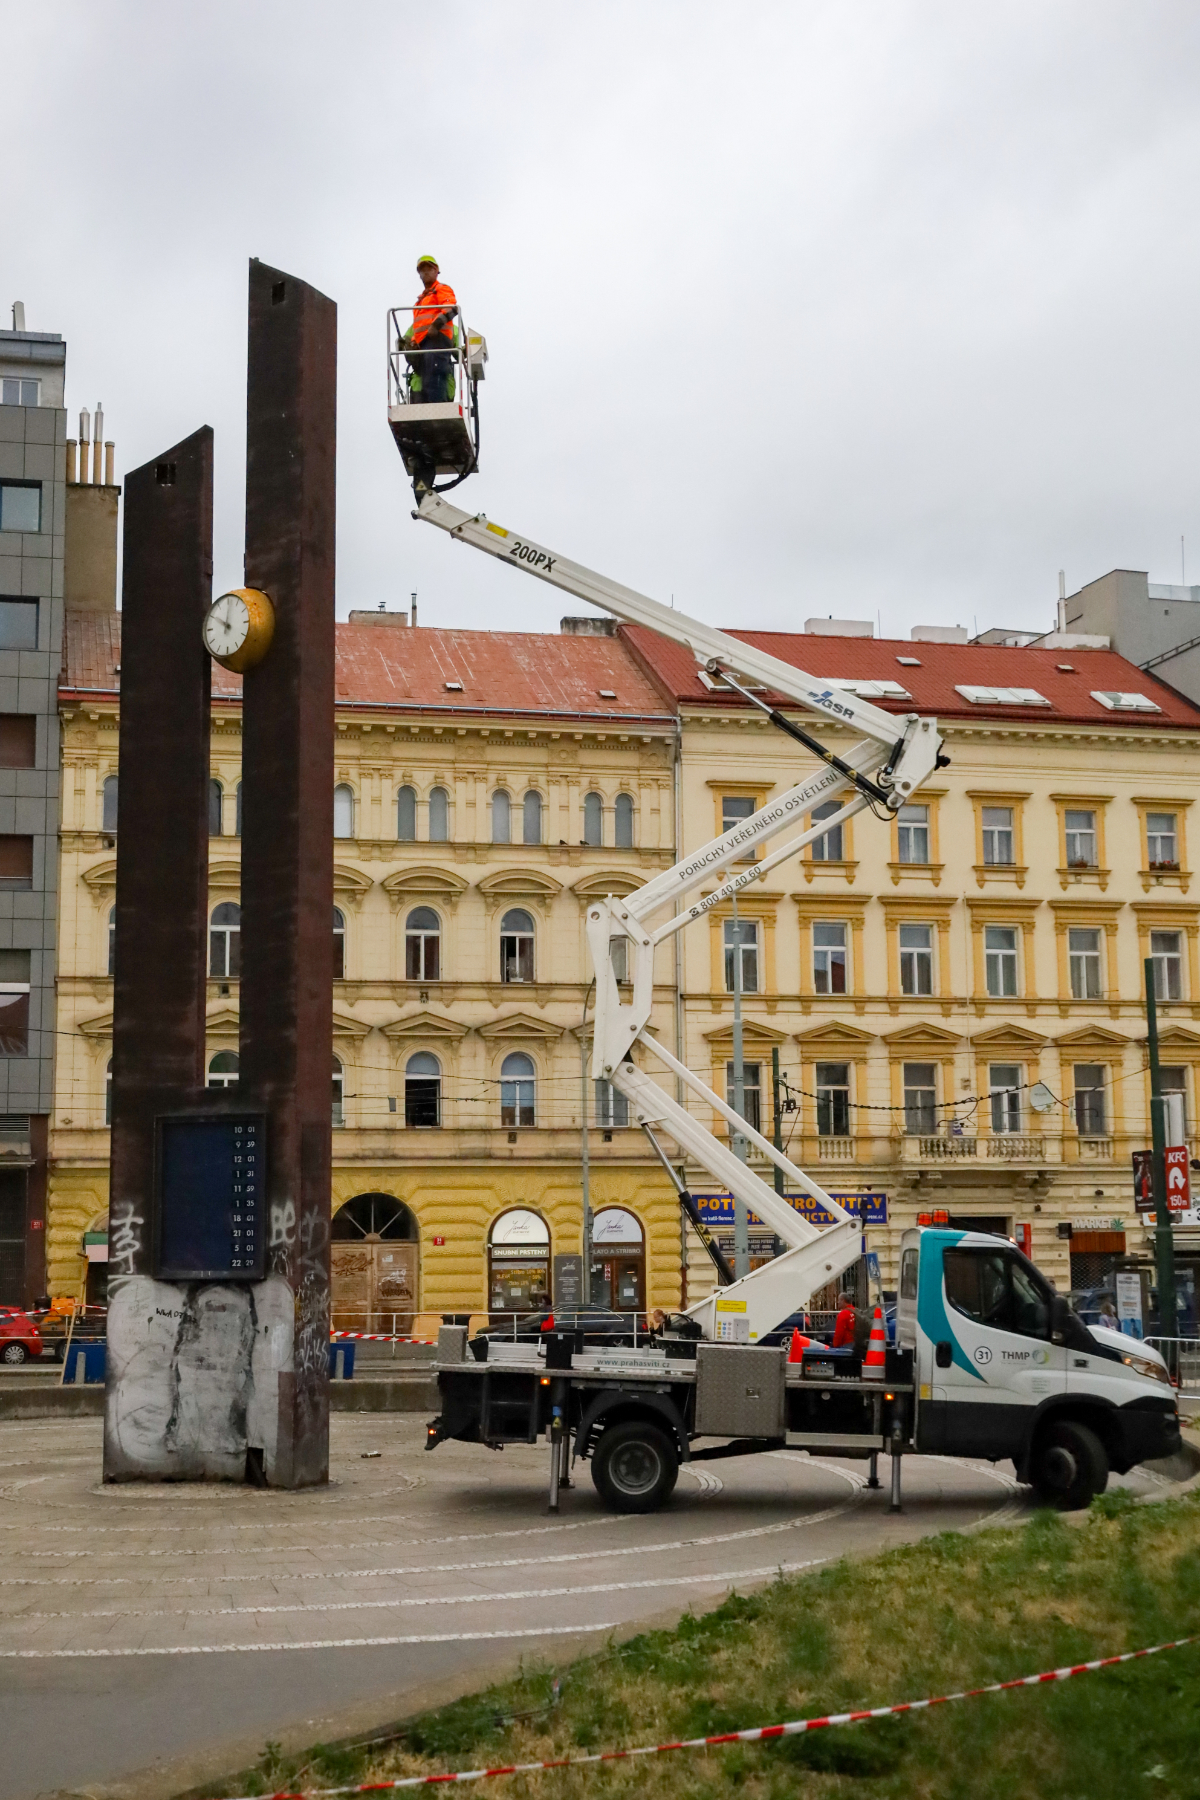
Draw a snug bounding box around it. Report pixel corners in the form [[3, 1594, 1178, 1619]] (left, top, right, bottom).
[[1144, 958, 1179, 1341]]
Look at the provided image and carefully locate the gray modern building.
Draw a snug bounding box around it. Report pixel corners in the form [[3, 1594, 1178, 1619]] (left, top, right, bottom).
[[0, 307, 66, 1304], [1060, 569, 1200, 706]]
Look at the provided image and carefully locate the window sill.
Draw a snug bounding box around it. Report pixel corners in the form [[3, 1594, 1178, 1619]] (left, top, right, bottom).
[[888, 861, 945, 886], [800, 859, 859, 885], [1057, 865, 1110, 891], [973, 863, 1028, 889], [1139, 867, 1192, 894]]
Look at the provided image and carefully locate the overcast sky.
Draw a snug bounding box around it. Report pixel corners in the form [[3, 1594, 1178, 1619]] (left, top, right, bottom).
[[8, 3, 1200, 639]]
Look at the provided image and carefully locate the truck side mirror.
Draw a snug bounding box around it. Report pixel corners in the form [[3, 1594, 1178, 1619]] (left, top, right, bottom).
[[935, 1340, 952, 1368]]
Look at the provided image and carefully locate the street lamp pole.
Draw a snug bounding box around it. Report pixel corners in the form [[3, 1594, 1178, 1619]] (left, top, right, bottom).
[[1144, 957, 1179, 1343]]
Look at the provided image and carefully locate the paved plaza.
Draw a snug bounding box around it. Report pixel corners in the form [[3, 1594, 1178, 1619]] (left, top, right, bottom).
[[0, 1413, 1176, 1799]]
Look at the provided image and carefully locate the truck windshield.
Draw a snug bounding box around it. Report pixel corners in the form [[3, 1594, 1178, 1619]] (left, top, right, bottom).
[[944, 1247, 1051, 1341]]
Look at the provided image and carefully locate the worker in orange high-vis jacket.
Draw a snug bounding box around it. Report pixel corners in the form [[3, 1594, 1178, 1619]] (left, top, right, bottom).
[[405, 255, 458, 406]]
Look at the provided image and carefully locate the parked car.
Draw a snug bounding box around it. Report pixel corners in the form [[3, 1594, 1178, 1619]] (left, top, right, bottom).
[[31, 1304, 107, 1360], [0, 1307, 44, 1365]]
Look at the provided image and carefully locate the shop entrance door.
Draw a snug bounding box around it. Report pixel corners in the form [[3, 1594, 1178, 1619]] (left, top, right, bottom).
[[591, 1208, 646, 1317], [331, 1241, 418, 1334]]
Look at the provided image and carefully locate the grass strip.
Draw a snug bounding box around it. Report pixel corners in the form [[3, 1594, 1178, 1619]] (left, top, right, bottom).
[[198, 1487, 1200, 1800]]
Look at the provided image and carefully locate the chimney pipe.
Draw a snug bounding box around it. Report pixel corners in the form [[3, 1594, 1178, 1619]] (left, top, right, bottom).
[[104, 442, 115, 486], [78, 411, 90, 484], [65, 439, 78, 484], [410, 589, 418, 628], [11, 302, 25, 332], [93, 405, 104, 483]]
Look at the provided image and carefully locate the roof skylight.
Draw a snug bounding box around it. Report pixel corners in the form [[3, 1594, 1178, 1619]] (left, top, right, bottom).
[[1091, 690, 1160, 712], [825, 678, 912, 700], [955, 685, 1051, 707]]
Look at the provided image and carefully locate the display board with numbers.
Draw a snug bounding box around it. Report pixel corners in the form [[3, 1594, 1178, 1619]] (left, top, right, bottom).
[[154, 1115, 267, 1280]]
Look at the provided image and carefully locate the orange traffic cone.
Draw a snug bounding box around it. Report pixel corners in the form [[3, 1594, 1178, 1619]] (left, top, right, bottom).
[[788, 1327, 813, 1363], [862, 1305, 887, 1380]]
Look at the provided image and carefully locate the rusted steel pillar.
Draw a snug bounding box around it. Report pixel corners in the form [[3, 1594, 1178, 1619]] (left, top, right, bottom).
[[104, 430, 215, 1478], [239, 260, 336, 1487]]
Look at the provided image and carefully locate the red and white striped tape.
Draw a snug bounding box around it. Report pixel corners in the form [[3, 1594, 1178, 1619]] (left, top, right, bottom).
[[227, 1632, 1196, 1796], [330, 1335, 437, 1345]]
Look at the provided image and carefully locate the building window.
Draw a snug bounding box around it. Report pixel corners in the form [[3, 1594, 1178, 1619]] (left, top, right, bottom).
[[816, 1061, 850, 1136], [896, 803, 930, 864], [609, 934, 629, 982], [583, 791, 603, 846], [982, 806, 1014, 865], [102, 774, 118, 833], [429, 786, 449, 842], [1161, 1065, 1188, 1138], [810, 800, 843, 862], [984, 925, 1019, 997], [1073, 1063, 1106, 1136], [0, 716, 36, 768], [105, 1057, 113, 1126], [722, 794, 757, 861], [207, 1051, 239, 1090], [615, 793, 634, 849], [812, 920, 847, 994], [1146, 811, 1178, 868], [209, 778, 223, 837], [405, 906, 440, 981], [1068, 927, 1102, 1000], [989, 1063, 1021, 1133], [488, 1208, 551, 1314], [595, 1078, 630, 1127], [491, 789, 511, 844], [405, 1051, 441, 1127], [0, 835, 32, 890], [333, 907, 345, 979], [0, 483, 41, 533], [209, 902, 241, 979], [1151, 929, 1184, 1001], [397, 785, 416, 841], [1064, 809, 1097, 867], [333, 784, 354, 839], [500, 907, 535, 982], [522, 790, 542, 845], [723, 917, 758, 993], [0, 598, 37, 650], [107, 905, 116, 978], [235, 781, 243, 837], [500, 1052, 536, 1126], [899, 922, 933, 995], [332, 1057, 344, 1127], [726, 1059, 762, 1134], [0, 950, 30, 1056], [0, 379, 40, 406], [903, 1062, 937, 1135]]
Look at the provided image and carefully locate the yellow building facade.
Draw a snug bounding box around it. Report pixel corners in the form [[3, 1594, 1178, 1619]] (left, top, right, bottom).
[[49, 614, 686, 1320]]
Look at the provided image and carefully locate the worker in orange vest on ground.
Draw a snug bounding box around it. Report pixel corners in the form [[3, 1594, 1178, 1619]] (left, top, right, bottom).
[[405, 255, 458, 406]]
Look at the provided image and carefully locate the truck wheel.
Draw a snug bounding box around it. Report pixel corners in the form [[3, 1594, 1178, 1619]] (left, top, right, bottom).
[[1, 1342, 28, 1365], [591, 1420, 679, 1513], [1031, 1421, 1108, 1510]]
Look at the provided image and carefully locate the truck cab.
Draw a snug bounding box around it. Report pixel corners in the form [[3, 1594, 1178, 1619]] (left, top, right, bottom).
[[898, 1227, 1181, 1508]]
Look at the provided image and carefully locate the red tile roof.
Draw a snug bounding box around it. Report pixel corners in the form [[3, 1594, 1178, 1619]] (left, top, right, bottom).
[[620, 626, 1200, 730], [60, 616, 674, 724]]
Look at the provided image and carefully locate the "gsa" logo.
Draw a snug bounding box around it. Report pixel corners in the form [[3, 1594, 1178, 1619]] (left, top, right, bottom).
[[973, 1345, 993, 1365]]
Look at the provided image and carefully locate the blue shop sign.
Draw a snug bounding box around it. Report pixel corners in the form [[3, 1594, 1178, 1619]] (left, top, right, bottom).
[[693, 1191, 888, 1228]]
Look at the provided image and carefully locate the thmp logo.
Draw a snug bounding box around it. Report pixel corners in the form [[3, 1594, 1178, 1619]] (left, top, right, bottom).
[[973, 1345, 993, 1365]]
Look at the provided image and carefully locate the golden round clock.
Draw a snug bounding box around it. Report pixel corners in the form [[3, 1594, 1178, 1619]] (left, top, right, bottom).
[[202, 588, 275, 672]]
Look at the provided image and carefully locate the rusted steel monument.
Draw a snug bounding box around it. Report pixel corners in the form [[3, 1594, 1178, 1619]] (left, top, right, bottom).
[[104, 262, 336, 1486]]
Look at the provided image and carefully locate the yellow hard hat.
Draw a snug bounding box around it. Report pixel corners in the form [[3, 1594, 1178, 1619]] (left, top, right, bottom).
[[416, 253, 439, 269]]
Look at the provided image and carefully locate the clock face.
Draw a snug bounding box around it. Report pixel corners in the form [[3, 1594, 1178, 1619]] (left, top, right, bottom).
[[204, 592, 251, 659]]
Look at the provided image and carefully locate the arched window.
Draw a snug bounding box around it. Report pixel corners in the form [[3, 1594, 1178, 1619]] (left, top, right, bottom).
[[428, 786, 449, 842], [522, 790, 542, 845], [331, 1192, 418, 1240], [615, 793, 635, 849], [500, 1052, 536, 1127], [101, 774, 118, 834], [583, 791, 603, 847], [235, 781, 243, 838], [397, 785, 417, 842], [333, 907, 345, 979], [405, 906, 441, 981], [209, 778, 223, 837], [333, 783, 355, 839], [488, 1208, 550, 1314], [105, 1057, 112, 1127], [209, 901, 241, 979], [207, 1051, 239, 1090], [491, 788, 510, 845], [107, 905, 116, 978], [405, 1051, 441, 1128], [500, 907, 534, 983], [332, 1056, 344, 1127]]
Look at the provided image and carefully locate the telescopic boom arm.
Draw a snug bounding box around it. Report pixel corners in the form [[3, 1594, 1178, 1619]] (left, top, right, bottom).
[[414, 493, 946, 1340]]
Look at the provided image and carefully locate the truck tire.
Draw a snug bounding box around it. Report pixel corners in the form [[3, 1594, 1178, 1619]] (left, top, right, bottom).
[[1030, 1420, 1108, 1510], [591, 1420, 679, 1513]]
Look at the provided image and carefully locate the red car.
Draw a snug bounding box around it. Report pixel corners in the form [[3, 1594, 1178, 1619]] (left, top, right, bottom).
[[0, 1307, 43, 1365]]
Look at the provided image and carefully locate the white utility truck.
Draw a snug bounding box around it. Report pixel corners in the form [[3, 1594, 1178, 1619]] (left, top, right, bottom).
[[393, 347, 1181, 1515]]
